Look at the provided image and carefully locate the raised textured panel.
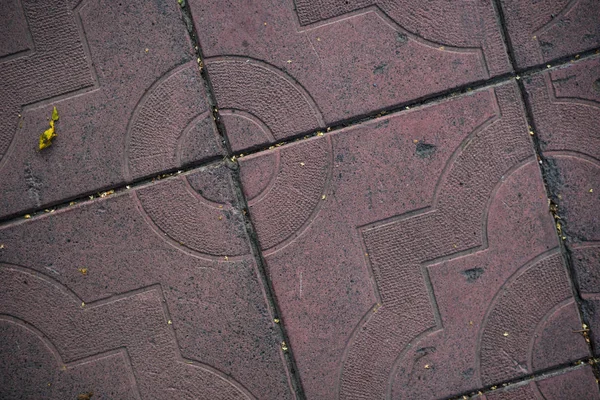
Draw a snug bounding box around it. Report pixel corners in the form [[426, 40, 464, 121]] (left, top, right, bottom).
[[207, 58, 324, 140], [478, 254, 572, 385], [0, 264, 254, 399], [239, 137, 332, 253], [0, 0, 32, 58], [524, 60, 600, 161], [135, 167, 250, 259], [125, 62, 221, 179], [340, 83, 535, 399], [190, 0, 510, 149], [0, 0, 94, 160], [500, 0, 600, 68]]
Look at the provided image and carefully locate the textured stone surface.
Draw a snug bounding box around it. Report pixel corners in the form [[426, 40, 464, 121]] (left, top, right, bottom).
[[482, 365, 599, 400], [500, 0, 600, 68], [0, 0, 223, 219], [0, 166, 292, 400], [238, 81, 588, 399], [189, 0, 511, 151], [523, 57, 600, 355]]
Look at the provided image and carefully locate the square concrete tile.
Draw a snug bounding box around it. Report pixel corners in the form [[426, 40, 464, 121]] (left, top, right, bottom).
[[188, 0, 512, 152], [0, 0, 224, 220], [237, 81, 589, 399], [482, 365, 599, 400], [522, 56, 600, 354], [499, 0, 600, 68], [0, 165, 293, 400]]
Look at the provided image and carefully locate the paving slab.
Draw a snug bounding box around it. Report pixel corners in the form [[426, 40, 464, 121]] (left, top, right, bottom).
[[188, 0, 511, 152], [499, 0, 600, 68], [237, 81, 589, 399], [481, 365, 599, 400], [0, 165, 293, 400], [522, 56, 600, 354], [0, 0, 224, 219]]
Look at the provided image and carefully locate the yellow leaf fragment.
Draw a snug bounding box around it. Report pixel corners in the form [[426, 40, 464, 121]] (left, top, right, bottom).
[[39, 107, 59, 150], [78, 268, 88, 275]]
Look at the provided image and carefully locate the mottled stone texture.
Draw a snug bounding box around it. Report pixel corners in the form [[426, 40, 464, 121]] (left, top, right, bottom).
[[0, 0, 223, 219], [238, 81, 589, 400], [189, 0, 511, 151], [0, 166, 292, 400], [523, 57, 600, 356], [1, 0, 598, 399], [499, 0, 600, 68]]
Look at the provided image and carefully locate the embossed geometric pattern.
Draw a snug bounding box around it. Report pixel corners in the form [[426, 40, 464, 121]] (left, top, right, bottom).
[[1, 0, 599, 399], [523, 57, 600, 357], [190, 0, 511, 150], [499, 0, 600, 68], [0, 0, 223, 219]]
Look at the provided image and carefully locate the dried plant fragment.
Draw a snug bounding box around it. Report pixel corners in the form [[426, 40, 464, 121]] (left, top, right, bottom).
[[39, 107, 59, 150]]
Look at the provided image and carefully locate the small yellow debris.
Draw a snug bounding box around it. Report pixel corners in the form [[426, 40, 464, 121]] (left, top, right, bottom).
[[546, 64, 551, 69], [231, 155, 237, 162], [0, 244, 4, 249], [274, 318, 280, 324], [439, 46, 445, 50], [590, 189, 594, 193], [81, 302, 85, 307], [287, 59, 292, 64], [78, 268, 88, 275], [532, 35, 537, 40], [583, 324, 589, 330], [300, 162, 305, 166], [469, 321, 473, 326], [145, 48, 149, 53], [503, 332, 509, 337], [575, 54, 580, 59], [24, 214, 31, 219], [224, 256, 229, 261], [100, 189, 114, 198], [424, 364, 431, 369], [61, 365, 67, 371], [365, 252, 369, 257], [373, 303, 382, 313], [491, 386, 497, 390], [326, 127, 331, 132], [515, 75, 521, 80], [89, 195, 94, 200], [44, 209, 50, 213], [281, 341, 288, 351], [126, 185, 131, 189], [316, 131, 324, 136], [69, 201, 76, 206], [316, 37, 321, 42], [529, 130, 535, 136], [321, 194, 326, 200], [218, 205, 224, 209], [405, 106, 410, 110], [167, 320, 172, 325], [263, 22, 267, 26], [39, 107, 59, 150], [218, 215, 223, 220]]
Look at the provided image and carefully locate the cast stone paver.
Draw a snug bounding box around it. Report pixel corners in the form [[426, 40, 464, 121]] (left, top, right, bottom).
[[522, 56, 600, 355], [0, 166, 293, 399], [1, 0, 599, 399], [482, 365, 599, 399], [499, 0, 600, 68], [188, 0, 512, 152], [0, 0, 223, 219], [237, 80, 589, 400]]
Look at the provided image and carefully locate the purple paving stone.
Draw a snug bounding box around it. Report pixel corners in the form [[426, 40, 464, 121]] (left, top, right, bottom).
[[483, 365, 599, 400], [0, 165, 293, 400], [237, 81, 588, 399], [0, 0, 224, 219], [499, 0, 600, 68], [188, 0, 511, 152], [523, 56, 600, 356]]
